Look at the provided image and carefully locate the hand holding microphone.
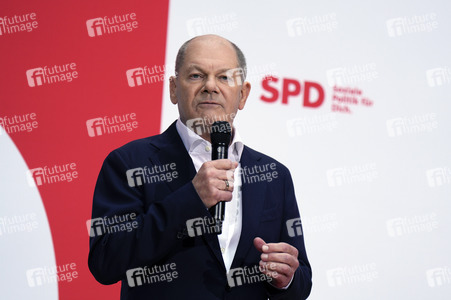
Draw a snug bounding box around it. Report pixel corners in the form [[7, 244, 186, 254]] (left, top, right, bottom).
[[192, 122, 236, 227]]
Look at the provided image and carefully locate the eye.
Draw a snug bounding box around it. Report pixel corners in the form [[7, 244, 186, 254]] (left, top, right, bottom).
[[219, 75, 230, 81], [189, 73, 203, 80]]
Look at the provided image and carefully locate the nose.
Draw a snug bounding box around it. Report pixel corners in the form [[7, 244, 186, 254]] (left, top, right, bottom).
[[202, 75, 219, 94]]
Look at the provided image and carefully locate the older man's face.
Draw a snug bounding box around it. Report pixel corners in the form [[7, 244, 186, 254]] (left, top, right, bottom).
[[170, 36, 250, 137]]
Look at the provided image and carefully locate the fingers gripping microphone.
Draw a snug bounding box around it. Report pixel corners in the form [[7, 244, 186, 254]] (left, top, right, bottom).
[[210, 121, 232, 234]]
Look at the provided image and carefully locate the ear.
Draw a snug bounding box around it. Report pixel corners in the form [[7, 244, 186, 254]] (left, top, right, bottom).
[[169, 76, 178, 104], [238, 81, 251, 110]]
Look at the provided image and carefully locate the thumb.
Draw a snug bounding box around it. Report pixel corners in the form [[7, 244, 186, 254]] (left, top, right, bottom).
[[253, 237, 267, 253]]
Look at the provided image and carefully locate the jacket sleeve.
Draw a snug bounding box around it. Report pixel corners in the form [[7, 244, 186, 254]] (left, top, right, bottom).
[[87, 149, 208, 284], [266, 168, 312, 299]]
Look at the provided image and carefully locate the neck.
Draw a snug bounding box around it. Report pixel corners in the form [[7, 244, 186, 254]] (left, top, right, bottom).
[[199, 126, 235, 144]]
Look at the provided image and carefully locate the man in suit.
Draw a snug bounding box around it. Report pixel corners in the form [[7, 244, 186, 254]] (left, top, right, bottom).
[[88, 34, 312, 299]]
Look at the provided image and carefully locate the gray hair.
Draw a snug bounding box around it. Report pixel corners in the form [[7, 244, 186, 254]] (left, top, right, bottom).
[[174, 36, 247, 79]]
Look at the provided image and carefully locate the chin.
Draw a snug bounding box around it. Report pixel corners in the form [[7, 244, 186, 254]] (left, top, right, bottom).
[[198, 112, 227, 123]]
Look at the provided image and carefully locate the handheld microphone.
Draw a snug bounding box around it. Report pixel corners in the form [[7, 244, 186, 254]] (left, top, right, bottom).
[[210, 121, 232, 234]]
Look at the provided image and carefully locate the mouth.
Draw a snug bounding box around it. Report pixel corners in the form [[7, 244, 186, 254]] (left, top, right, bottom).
[[198, 101, 221, 107]]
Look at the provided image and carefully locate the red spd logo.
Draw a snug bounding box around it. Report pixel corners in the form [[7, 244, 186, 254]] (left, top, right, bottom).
[[260, 76, 325, 108]]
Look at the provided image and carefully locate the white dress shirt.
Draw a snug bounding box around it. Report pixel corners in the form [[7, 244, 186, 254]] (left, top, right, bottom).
[[176, 118, 243, 272]]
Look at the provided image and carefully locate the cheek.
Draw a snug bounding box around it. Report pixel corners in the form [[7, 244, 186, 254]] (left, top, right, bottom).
[[178, 84, 198, 100], [226, 91, 242, 108], [176, 88, 196, 112]]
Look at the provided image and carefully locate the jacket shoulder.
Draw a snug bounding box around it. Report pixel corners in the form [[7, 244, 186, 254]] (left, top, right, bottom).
[[242, 145, 291, 175], [107, 122, 179, 161]]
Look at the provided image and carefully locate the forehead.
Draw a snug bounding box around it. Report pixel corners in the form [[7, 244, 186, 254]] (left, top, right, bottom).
[[181, 38, 238, 70]]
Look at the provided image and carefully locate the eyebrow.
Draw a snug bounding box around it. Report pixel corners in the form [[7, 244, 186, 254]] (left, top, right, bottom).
[[186, 65, 235, 74]]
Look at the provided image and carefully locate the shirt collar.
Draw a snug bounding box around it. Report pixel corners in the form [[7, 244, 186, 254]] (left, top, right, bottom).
[[176, 118, 244, 159]]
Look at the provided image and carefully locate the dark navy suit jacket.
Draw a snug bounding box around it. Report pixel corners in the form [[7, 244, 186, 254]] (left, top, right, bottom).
[[88, 121, 312, 299]]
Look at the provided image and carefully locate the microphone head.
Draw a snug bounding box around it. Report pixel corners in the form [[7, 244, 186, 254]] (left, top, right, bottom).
[[210, 121, 232, 145]]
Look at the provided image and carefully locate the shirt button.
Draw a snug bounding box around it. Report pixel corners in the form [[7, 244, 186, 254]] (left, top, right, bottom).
[[221, 247, 225, 253], [205, 146, 211, 152]]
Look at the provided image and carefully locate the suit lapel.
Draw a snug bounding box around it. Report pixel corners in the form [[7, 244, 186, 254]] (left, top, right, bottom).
[[148, 121, 225, 271], [147, 121, 196, 192], [231, 147, 267, 269]]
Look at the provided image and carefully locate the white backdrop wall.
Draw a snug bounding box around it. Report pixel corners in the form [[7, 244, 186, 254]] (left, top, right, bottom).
[[161, 1, 451, 299]]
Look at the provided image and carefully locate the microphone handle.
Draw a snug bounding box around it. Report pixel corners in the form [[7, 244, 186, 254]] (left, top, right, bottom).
[[211, 143, 228, 233]]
